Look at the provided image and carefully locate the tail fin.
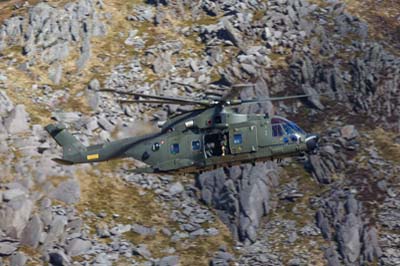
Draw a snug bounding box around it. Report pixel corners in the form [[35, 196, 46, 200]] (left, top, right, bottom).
[[45, 124, 86, 161]]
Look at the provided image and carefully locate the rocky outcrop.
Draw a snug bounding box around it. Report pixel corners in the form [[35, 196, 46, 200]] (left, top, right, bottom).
[[0, 0, 107, 83], [197, 162, 279, 243], [316, 191, 382, 265]]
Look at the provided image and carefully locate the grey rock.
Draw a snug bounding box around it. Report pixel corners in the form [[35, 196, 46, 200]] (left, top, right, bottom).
[[302, 84, 324, 110], [241, 63, 257, 76], [110, 224, 131, 235], [0, 197, 33, 238], [288, 258, 301, 266], [49, 250, 71, 266], [93, 253, 111, 266], [221, 18, 243, 49], [168, 182, 184, 196], [0, 91, 14, 116], [48, 63, 63, 85], [66, 238, 92, 257], [97, 116, 115, 132], [362, 227, 382, 262], [76, 37, 91, 71], [86, 85, 100, 111], [131, 224, 156, 236], [96, 223, 110, 238], [340, 125, 358, 140], [156, 255, 179, 266], [92, 15, 107, 36], [44, 215, 67, 245], [4, 105, 30, 134], [210, 250, 234, 266], [3, 189, 26, 202], [124, 30, 138, 46], [50, 180, 80, 204], [153, 52, 174, 74], [10, 252, 27, 266], [0, 242, 17, 256], [324, 246, 340, 266], [337, 214, 361, 263], [20, 214, 43, 248], [41, 42, 70, 64], [132, 244, 151, 259]]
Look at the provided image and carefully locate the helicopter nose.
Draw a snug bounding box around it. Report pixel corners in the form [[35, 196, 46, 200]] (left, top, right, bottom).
[[305, 134, 319, 152]]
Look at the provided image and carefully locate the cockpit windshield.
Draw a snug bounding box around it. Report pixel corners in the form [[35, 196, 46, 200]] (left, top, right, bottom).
[[271, 118, 305, 137]]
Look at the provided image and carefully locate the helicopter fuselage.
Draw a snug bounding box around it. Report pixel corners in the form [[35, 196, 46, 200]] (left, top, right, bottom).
[[46, 107, 319, 173]]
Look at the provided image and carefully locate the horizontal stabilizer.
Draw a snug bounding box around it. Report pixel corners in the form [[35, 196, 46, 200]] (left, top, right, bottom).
[[52, 158, 74, 165]]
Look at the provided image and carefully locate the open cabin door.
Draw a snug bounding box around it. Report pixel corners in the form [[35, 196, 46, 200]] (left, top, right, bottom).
[[229, 125, 258, 154]]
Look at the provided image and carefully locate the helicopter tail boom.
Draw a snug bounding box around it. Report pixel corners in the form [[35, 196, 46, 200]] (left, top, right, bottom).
[[45, 123, 87, 162]]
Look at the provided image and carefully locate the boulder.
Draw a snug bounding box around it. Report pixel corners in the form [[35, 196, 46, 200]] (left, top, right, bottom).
[[48, 63, 63, 85], [10, 252, 27, 266], [131, 224, 156, 236], [0, 242, 17, 256], [20, 214, 43, 248], [0, 91, 14, 116], [66, 238, 92, 257], [50, 180, 80, 204], [153, 52, 174, 74], [4, 105, 30, 134], [337, 214, 362, 264], [168, 182, 184, 196], [132, 244, 152, 259], [49, 250, 71, 266], [156, 255, 179, 266], [3, 189, 26, 202], [0, 197, 33, 238], [340, 125, 359, 140], [43, 215, 67, 245]]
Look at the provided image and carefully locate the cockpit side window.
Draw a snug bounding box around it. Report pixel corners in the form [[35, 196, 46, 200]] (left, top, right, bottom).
[[272, 118, 305, 135], [272, 124, 283, 137]]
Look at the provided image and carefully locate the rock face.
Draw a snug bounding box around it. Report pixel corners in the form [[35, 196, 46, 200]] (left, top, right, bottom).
[[197, 162, 279, 243], [316, 191, 381, 265]]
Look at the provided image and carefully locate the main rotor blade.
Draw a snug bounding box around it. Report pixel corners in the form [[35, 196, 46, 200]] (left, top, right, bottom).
[[99, 89, 211, 106], [227, 91, 336, 105], [117, 99, 203, 105]]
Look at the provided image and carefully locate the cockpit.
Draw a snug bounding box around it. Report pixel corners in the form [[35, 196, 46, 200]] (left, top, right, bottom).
[[271, 117, 305, 137]]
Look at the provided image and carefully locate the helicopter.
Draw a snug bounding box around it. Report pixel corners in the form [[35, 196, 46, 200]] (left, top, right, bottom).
[[45, 86, 322, 174]]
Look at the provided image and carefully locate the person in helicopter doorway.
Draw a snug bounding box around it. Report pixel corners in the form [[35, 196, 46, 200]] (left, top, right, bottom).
[[221, 134, 228, 156], [205, 142, 215, 158]]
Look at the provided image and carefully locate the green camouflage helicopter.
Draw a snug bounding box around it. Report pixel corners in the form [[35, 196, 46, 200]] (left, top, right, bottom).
[[45, 86, 321, 173]]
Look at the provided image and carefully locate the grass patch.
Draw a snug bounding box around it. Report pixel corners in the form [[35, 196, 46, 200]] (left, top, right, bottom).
[[371, 128, 400, 163]]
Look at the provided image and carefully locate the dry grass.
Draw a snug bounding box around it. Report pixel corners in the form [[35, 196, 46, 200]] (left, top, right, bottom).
[[371, 128, 400, 163]]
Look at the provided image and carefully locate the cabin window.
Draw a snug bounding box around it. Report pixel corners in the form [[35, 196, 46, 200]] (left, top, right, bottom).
[[152, 142, 160, 151], [192, 140, 201, 151], [214, 115, 222, 123], [272, 124, 284, 137], [170, 143, 180, 154], [233, 133, 243, 144]]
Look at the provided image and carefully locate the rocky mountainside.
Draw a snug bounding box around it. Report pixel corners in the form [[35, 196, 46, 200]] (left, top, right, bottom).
[[0, 0, 399, 265]]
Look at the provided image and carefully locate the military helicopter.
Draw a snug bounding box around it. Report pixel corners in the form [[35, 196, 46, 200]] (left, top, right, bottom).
[[45, 85, 322, 174]]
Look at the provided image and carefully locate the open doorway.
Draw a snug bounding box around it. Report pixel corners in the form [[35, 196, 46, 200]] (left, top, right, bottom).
[[204, 133, 229, 158]]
